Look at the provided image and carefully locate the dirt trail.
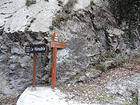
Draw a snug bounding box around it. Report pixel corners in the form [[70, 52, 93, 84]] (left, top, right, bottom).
[[58, 57, 140, 105]]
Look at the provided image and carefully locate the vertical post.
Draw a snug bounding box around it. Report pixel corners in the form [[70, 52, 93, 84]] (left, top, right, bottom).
[[33, 53, 36, 87], [51, 32, 57, 88], [51, 32, 66, 88], [51, 48, 57, 88]]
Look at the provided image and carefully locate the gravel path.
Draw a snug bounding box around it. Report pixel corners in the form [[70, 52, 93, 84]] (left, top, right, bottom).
[[0, 94, 20, 105], [58, 58, 140, 105]]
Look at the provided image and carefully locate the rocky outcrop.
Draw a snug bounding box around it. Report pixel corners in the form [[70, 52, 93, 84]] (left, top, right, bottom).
[[54, 4, 140, 83], [0, 31, 51, 94], [0, 0, 92, 95], [0, 0, 140, 95], [0, 0, 92, 33]]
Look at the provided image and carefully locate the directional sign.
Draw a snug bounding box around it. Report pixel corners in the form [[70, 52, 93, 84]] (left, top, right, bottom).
[[51, 32, 66, 89], [25, 44, 46, 53], [51, 41, 66, 48]]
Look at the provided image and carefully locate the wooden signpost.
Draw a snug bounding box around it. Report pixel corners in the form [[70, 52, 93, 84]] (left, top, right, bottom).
[[51, 32, 66, 88], [25, 32, 66, 89], [25, 44, 48, 87]]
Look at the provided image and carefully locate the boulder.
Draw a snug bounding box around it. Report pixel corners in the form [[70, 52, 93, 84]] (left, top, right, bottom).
[[17, 87, 103, 105], [19, 56, 31, 67], [11, 47, 24, 55], [0, 55, 8, 62]]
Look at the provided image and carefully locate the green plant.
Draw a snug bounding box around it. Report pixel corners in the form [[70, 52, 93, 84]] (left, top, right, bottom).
[[74, 10, 78, 14], [52, 15, 70, 28], [7, 27, 10, 31], [90, 68, 97, 72], [119, 56, 126, 64], [96, 63, 107, 71], [58, 85, 65, 90], [26, 0, 30, 6], [26, 0, 36, 6], [0, 95, 5, 101], [115, 54, 126, 66], [77, 73, 83, 77], [96, 49, 128, 71], [96, 94, 114, 102], [49, 26, 54, 31], [30, 17, 36, 23], [105, 50, 117, 58], [123, 102, 132, 105], [124, 92, 138, 105], [135, 57, 140, 63], [97, 50, 117, 63], [52, 18, 61, 28], [24, 24, 30, 32], [131, 91, 138, 105]]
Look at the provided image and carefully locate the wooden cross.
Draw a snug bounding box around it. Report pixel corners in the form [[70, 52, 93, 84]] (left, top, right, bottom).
[[51, 32, 66, 88]]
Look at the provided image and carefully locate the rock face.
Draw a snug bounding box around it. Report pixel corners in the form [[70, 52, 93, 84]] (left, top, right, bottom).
[[0, 0, 61, 32], [0, 0, 140, 95], [0, 0, 93, 33]]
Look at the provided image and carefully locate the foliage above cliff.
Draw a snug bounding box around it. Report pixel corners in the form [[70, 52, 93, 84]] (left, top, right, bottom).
[[108, 0, 140, 28]]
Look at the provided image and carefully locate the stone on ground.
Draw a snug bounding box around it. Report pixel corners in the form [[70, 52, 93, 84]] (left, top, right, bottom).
[[17, 87, 101, 105]]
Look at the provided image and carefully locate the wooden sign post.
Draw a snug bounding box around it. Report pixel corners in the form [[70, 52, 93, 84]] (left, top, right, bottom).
[[33, 53, 36, 87], [25, 44, 48, 87], [51, 32, 66, 88]]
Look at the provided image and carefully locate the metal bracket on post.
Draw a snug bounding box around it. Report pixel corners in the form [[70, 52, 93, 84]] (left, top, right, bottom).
[[51, 32, 66, 88]]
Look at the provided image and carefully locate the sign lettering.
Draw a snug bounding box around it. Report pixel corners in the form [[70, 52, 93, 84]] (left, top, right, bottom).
[[25, 44, 46, 53]]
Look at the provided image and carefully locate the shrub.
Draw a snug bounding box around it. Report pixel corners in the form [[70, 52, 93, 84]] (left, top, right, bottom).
[[108, 0, 140, 28], [52, 15, 70, 28], [26, 0, 36, 6]]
